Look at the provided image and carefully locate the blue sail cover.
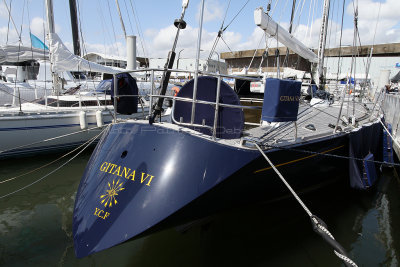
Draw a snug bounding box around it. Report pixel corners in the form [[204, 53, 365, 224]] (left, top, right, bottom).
[[261, 78, 301, 122], [349, 122, 383, 190], [30, 33, 49, 50], [173, 76, 244, 139], [111, 73, 138, 115]]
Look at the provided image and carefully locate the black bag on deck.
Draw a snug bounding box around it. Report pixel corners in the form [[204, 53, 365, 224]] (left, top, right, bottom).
[[111, 73, 138, 115]]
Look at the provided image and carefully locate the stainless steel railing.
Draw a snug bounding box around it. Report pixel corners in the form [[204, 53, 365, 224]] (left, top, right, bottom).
[[112, 68, 264, 136]]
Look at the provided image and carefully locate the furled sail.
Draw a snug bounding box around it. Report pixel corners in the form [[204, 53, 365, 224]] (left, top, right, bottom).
[[0, 45, 49, 63], [254, 7, 318, 63], [48, 33, 124, 74]]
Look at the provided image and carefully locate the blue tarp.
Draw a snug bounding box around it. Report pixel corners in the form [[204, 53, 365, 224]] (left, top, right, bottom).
[[261, 78, 301, 122], [349, 122, 383, 190], [111, 73, 138, 115]]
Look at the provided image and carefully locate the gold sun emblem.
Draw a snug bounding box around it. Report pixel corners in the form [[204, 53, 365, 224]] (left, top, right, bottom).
[[100, 179, 125, 208]]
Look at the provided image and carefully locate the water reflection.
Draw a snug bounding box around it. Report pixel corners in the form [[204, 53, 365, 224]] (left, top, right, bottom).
[[0, 151, 399, 266]]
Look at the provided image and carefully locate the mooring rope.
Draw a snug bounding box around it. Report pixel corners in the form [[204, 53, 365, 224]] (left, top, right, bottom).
[[0, 125, 109, 199], [0, 125, 104, 155], [0, 125, 109, 184], [253, 143, 358, 267], [379, 118, 400, 152]]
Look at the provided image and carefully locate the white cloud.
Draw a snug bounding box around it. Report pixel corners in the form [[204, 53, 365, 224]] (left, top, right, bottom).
[[0, 26, 18, 44], [76, 0, 400, 63], [346, 0, 400, 44], [138, 24, 243, 59], [348, 0, 400, 21], [81, 42, 127, 58], [196, 0, 224, 23], [0, 4, 9, 19], [30, 17, 62, 40], [30, 17, 47, 39]]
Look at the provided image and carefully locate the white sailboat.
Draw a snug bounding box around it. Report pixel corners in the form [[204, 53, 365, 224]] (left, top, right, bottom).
[[0, 0, 149, 158]]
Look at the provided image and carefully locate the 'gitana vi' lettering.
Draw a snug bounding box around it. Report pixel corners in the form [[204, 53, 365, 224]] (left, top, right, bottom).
[[99, 162, 154, 186]]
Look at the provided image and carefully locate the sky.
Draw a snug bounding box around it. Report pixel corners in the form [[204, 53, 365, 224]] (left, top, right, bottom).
[[0, 0, 399, 60]]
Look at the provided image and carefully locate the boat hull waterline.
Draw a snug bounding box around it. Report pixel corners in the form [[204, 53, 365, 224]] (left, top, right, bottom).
[[72, 121, 350, 258]]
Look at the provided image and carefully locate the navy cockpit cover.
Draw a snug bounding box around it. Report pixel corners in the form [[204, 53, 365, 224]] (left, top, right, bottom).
[[173, 76, 244, 139], [111, 73, 138, 115], [262, 78, 301, 122]]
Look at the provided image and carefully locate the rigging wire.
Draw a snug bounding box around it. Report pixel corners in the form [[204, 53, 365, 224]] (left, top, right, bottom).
[[293, 0, 306, 33], [129, 0, 149, 66], [335, 0, 346, 87], [222, 0, 250, 32], [0, 122, 104, 156], [12, 0, 26, 112], [304, 0, 313, 46], [363, 2, 381, 93], [6, 0, 12, 45], [220, 36, 235, 55], [75, 0, 97, 90], [2, 0, 20, 42], [208, 0, 250, 60], [0, 126, 107, 184], [324, 0, 335, 77], [106, 0, 120, 56], [207, 0, 231, 61], [97, 1, 115, 55], [247, 32, 267, 71], [122, 0, 134, 35], [254, 142, 358, 267], [0, 126, 108, 200], [26, 0, 38, 91]]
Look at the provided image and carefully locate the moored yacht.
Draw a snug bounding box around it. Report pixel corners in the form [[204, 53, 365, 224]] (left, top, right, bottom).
[[72, 1, 387, 264]]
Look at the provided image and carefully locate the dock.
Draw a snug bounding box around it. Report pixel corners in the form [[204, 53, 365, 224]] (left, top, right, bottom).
[[383, 93, 400, 158]]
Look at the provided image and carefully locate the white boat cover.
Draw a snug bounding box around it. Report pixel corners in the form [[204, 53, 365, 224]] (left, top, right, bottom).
[[0, 45, 49, 63], [254, 7, 318, 63], [49, 33, 124, 74]]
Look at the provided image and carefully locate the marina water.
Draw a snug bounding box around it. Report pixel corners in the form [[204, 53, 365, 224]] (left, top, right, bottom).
[[0, 150, 399, 266]]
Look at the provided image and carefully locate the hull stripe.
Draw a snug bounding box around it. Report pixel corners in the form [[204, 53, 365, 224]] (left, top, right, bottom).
[[254, 145, 345, 173]]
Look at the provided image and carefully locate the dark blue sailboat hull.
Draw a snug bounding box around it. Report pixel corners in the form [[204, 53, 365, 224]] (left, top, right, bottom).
[[73, 122, 349, 258]]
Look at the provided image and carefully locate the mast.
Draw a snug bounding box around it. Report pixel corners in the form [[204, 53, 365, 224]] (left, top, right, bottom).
[[69, 0, 81, 56], [115, 0, 127, 39], [45, 0, 61, 94], [316, 0, 330, 89], [190, 0, 205, 124], [284, 0, 296, 67]]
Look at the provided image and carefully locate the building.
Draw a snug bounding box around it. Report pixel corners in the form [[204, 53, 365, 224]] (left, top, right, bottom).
[[148, 57, 227, 76], [83, 52, 148, 69], [83, 52, 127, 68], [220, 43, 400, 84]]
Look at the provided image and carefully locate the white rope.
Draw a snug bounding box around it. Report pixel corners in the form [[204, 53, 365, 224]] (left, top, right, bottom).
[[380, 118, 400, 151], [254, 143, 313, 217], [0, 125, 105, 155], [334, 251, 358, 267], [0, 125, 110, 184], [0, 125, 109, 199], [254, 142, 358, 267]]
